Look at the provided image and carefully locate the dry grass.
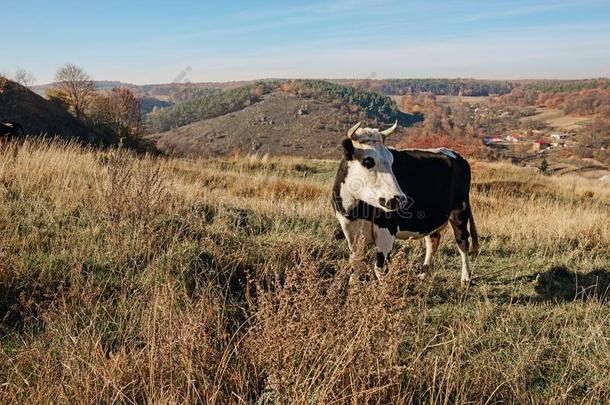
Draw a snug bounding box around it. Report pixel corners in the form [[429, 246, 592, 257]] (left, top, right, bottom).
[[1, 139, 609, 404], [519, 107, 595, 130]]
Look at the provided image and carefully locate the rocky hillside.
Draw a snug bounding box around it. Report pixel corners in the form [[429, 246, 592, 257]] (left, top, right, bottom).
[[146, 82, 421, 158], [0, 79, 98, 141]]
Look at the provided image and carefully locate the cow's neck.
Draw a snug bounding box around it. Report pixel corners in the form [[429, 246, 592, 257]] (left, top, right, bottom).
[[338, 185, 357, 213]]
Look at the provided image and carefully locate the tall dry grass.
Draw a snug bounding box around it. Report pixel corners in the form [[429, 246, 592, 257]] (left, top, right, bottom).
[[0, 139, 609, 403]]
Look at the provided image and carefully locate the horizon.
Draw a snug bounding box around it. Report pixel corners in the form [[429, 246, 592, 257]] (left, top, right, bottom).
[[30, 76, 610, 88], [4, 0, 610, 85]]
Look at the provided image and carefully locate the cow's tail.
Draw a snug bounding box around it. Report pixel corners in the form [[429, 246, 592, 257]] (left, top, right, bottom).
[[467, 201, 479, 257]]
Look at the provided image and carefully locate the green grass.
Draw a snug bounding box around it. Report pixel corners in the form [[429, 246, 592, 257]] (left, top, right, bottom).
[[0, 139, 609, 403]]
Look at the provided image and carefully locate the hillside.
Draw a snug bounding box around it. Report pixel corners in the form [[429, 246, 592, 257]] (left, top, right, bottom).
[[148, 94, 418, 158], [148, 92, 359, 157], [146, 80, 420, 158], [1, 139, 609, 403], [0, 79, 98, 141]]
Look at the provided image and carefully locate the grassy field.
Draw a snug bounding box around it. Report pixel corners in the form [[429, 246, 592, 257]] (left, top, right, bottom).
[[435, 95, 491, 105], [519, 107, 595, 130], [1, 139, 609, 403]]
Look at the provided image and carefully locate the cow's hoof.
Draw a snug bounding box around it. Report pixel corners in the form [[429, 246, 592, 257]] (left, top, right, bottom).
[[417, 272, 428, 281], [460, 279, 471, 288]]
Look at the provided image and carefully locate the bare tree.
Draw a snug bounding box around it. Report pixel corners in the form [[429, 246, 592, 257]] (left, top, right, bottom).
[[55, 64, 95, 119], [15, 68, 36, 88]]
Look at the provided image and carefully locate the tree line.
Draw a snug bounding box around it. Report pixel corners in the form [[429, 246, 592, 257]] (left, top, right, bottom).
[[335, 79, 516, 96], [518, 79, 610, 93], [284, 80, 418, 125]]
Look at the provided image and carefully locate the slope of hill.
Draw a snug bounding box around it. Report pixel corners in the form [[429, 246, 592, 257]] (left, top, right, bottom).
[[0, 79, 98, 141], [147, 81, 421, 158], [146, 83, 272, 132], [147, 92, 369, 158]]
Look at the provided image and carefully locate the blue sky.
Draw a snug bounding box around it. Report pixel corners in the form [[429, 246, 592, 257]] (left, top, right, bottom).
[[3, 0, 610, 84]]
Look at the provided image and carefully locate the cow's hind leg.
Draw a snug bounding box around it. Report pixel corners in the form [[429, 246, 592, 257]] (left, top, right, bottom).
[[449, 208, 472, 285], [418, 229, 443, 280], [373, 226, 395, 280]]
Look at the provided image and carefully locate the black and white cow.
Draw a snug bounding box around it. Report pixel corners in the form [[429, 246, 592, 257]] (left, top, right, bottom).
[[332, 122, 478, 285]]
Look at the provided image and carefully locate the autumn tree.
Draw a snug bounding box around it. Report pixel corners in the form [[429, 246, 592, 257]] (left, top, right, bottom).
[[87, 87, 141, 142], [87, 94, 115, 127], [46, 87, 71, 110], [109, 87, 141, 139], [54, 64, 95, 119]]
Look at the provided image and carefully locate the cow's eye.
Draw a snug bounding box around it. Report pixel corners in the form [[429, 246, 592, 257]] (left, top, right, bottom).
[[362, 157, 375, 169]]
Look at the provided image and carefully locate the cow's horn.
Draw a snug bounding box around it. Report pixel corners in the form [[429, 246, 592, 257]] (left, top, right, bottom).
[[380, 121, 398, 137], [347, 121, 362, 139]]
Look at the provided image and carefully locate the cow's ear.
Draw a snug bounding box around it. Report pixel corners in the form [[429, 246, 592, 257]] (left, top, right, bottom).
[[342, 138, 355, 159]]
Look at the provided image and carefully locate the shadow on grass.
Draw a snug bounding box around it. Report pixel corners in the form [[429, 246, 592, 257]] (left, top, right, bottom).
[[533, 265, 610, 303], [467, 265, 610, 305]]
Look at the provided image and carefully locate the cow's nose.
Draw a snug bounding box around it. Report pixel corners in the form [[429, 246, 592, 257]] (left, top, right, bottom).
[[387, 196, 400, 210], [379, 196, 400, 210], [396, 194, 408, 207]]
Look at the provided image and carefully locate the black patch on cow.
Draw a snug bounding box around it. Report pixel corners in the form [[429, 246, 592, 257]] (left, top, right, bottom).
[[331, 158, 349, 214], [375, 252, 385, 268], [342, 138, 355, 160]]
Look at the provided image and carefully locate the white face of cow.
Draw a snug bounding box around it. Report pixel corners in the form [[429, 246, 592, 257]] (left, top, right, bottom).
[[339, 122, 407, 212]]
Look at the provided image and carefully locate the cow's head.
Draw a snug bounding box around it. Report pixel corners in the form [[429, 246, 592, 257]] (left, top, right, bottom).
[[338, 121, 407, 212]]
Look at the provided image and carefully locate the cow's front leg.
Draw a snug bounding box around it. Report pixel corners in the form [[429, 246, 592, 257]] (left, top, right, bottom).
[[373, 226, 395, 280], [337, 215, 375, 284]]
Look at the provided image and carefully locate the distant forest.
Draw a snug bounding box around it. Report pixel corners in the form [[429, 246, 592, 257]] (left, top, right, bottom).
[[518, 78, 610, 93], [334, 79, 516, 96]]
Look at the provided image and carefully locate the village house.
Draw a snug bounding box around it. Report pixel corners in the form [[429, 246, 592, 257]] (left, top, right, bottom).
[[484, 136, 505, 145], [533, 139, 550, 152], [506, 133, 525, 143], [550, 132, 569, 141]]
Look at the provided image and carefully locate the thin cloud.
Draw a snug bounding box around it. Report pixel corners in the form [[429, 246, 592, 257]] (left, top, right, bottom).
[[463, 3, 568, 22], [179, 24, 610, 82]]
